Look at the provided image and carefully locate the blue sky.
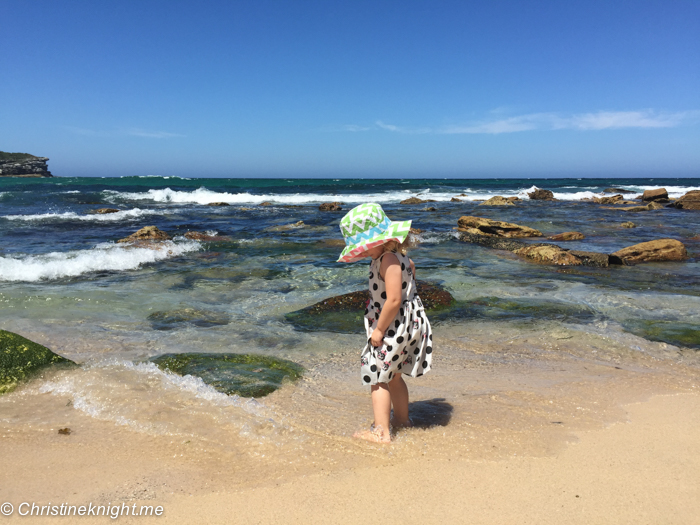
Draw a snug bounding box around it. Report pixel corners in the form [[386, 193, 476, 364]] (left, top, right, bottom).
[[1, 0, 699, 178]]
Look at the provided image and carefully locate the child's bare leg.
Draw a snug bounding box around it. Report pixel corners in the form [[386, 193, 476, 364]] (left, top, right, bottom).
[[388, 374, 411, 427], [353, 382, 391, 443]]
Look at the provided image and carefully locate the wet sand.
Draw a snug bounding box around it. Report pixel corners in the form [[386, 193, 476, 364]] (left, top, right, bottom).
[[2, 324, 699, 524]]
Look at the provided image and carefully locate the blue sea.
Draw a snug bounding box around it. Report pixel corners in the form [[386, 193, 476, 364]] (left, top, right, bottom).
[[1, 176, 699, 468]]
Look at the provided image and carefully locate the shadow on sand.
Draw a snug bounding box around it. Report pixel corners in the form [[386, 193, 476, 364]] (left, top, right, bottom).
[[407, 398, 454, 428]]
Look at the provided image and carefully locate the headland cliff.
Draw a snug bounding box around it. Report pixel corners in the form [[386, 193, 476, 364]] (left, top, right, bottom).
[[0, 151, 53, 177]]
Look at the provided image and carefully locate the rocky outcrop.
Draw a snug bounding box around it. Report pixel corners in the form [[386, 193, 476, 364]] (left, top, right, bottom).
[[527, 189, 555, 200], [88, 208, 120, 214], [670, 190, 700, 210], [117, 226, 171, 243], [207, 202, 230, 206], [450, 197, 462, 202], [1, 330, 74, 394], [594, 194, 623, 204], [478, 196, 514, 206], [457, 216, 542, 238], [515, 245, 583, 265], [611, 239, 688, 264], [266, 220, 306, 231], [605, 202, 665, 212], [0, 152, 53, 177], [642, 188, 669, 202], [400, 196, 436, 204], [319, 202, 343, 211], [548, 232, 585, 241]]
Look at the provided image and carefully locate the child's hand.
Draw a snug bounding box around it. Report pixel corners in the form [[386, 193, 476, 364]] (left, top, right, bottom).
[[371, 328, 385, 347]]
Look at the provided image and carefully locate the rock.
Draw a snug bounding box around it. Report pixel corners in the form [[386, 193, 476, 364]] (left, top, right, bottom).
[[0, 152, 53, 177], [267, 220, 306, 232], [423, 207, 437, 212], [207, 202, 230, 206], [527, 189, 555, 200], [457, 216, 543, 238], [457, 193, 468, 197], [183, 231, 229, 241], [478, 196, 515, 206], [603, 188, 635, 194], [594, 194, 623, 204], [621, 222, 636, 228], [319, 202, 343, 211], [400, 197, 436, 204], [151, 353, 303, 398], [547, 232, 585, 241], [410, 227, 424, 234], [515, 245, 583, 266], [670, 190, 700, 210], [1, 330, 74, 394], [58, 428, 72, 435], [450, 197, 462, 202], [647, 201, 665, 210], [611, 239, 688, 263], [88, 208, 120, 214], [506, 197, 520, 202], [259, 201, 273, 206], [568, 250, 613, 267], [621, 320, 700, 349], [642, 188, 668, 202], [148, 308, 231, 330], [285, 281, 455, 333], [117, 226, 171, 243], [607, 202, 664, 212]]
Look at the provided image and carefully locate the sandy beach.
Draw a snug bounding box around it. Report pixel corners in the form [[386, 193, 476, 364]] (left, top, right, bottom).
[[2, 328, 699, 524]]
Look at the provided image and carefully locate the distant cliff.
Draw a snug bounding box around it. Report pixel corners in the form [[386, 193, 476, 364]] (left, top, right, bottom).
[[0, 152, 53, 177]]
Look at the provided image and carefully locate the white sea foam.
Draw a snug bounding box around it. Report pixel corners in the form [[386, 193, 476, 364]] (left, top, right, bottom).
[[102, 184, 700, 206], [0, 240, 201, 282], [2, 208, 166, 223]]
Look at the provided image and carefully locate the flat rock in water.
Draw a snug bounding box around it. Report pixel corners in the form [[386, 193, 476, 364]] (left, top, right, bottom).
[[621, 222, 636, 228], [611, 239, 688, 263], [319, 202, 343, 211], [594, 195, 623, 204], [478, 196, 514, 206], [118, 226, 171, 243], [207, 202, 230, 206], [285, 281, 454, 333], [266, 220, 306, 231], [457, 216, 543, 238], [400, 197, 436, 204], [670, 190, 700, 210], [642, 188, 669, 202], [527, 189, 555, 200], [148, 308, 231, 330], [515, 245, 583, 266], [88, 208, 120, 214], [151, 353, 304, 398], [450, 197, 462, 202], [603, 188, 635, 194], [620, 320, 700, 350], [1, 330, 75, 394], [548, 231, 585, 241]]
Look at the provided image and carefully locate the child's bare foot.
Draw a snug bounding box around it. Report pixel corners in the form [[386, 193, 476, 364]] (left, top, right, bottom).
[[353, 425, 391, 443]]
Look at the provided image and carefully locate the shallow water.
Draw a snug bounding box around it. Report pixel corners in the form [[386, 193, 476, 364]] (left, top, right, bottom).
[[1, 176, 699, 478]]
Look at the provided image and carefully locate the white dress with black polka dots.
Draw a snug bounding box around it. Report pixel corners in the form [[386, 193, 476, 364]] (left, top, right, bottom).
[[360, 252, 433, 385]]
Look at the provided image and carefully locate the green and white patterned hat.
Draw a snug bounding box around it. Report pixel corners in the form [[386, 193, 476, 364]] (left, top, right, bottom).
[[337, 203, 412, 262]]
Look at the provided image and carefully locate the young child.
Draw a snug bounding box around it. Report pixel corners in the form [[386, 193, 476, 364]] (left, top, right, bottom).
[[337, 203, 433, 443]]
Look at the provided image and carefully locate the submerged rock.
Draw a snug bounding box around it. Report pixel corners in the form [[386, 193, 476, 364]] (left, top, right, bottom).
[[621, 320, 700, 350], [457, 216, 543, 238], [267, 220, 306, 232], [151, 353, 304, 397], [611, 239, 688, 264], [423, 206, 437, 212], [548, 232, 585, 241], [642, 188, 669, 202], [88, 208, 120, 214], [670, 190, 700, 210], [319, 202, 343, 211], [621, 222, 636, 228], [527, 189, 555, 200], [478, 196, 514, 206], [207, 202, 230, 206], [148, 308, 231, 330], [183, 231, 230, 241], [117, 226, 171, 243], [1, 330, 74, 394], [285, 281, 455, 333]]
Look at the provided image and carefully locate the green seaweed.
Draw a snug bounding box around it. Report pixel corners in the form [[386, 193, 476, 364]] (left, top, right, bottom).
[[0, 330, 75, 394], [621, 320, 700, 349], [151, 353, 304, 397]]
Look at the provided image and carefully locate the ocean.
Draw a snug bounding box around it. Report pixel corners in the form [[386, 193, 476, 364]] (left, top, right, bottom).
[[1, 176, 699, 474]]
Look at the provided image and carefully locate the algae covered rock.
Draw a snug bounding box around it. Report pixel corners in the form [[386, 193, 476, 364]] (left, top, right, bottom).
[[118, 226, 171, 243], [151, 353, 304, 397], [0, 330, 74, 394], [285, 281, 455, 333], [148, 308, 231, 330], [621, 320, 700, 349]]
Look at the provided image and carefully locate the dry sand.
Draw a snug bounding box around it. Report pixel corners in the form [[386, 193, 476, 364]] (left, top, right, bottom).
[[2, 392, 698, 524]]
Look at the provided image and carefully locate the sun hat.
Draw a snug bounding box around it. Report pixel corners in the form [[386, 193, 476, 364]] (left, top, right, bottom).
[[338, 203, 412, 262]]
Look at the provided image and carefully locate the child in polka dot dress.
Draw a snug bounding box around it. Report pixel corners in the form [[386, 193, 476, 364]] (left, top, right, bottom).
[[338, 203, 433, 443]]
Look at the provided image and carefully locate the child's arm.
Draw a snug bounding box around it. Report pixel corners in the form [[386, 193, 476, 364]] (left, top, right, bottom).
[[370, 253, 402, 347], [410, 258, 415, 279]]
